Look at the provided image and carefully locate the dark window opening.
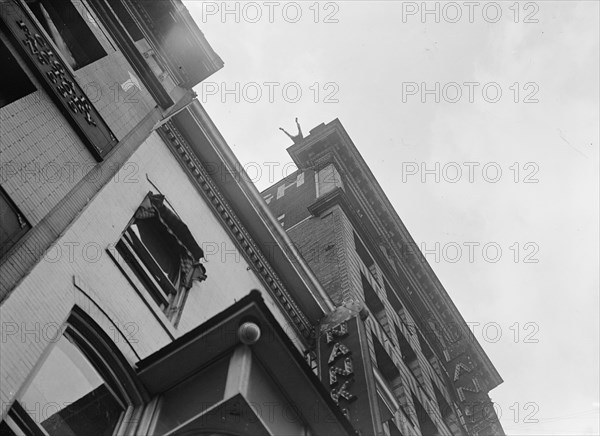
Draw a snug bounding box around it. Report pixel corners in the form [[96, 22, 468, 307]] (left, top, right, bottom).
[[116, 193, 206, 323], [0, 39, 36, 108], [411, 394, 440, 436], [396, 325, 417, 364], [417, 331, 434, 360], [362, 273, 391, 337], [388, 419, 404, 436], [2, 402, 46, 436], [417, 330, 444, 379], [432, 383, 462, 435], [0, 187, 30, 258], [0, 419, 17, 436], [372, 336, 401, 390], [28, 0, 106, 70], [384, 277, 408, 324], [396, 324, 424, 385], [107, 0, 144, 41], [354, 233, 378, 282], [432, 383, 452, 421]]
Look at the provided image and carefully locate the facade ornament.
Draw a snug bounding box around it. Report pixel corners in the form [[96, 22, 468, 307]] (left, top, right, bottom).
[[279, 117, 304, 143]]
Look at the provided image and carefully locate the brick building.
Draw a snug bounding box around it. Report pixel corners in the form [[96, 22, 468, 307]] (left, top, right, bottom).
[[262, 120, 506, 436], [0, 1, 355, 435]]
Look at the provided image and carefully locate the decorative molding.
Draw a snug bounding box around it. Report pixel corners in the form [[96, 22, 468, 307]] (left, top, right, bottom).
[[72, 275, 142, 361], [158, 122, 313, 340]]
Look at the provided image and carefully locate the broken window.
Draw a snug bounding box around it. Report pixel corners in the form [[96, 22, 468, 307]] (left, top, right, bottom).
[[116, 193, 206, 323]]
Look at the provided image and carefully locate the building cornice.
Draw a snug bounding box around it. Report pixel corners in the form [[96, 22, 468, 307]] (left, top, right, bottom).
[[287, 120, 503, 390], [158, 120, 315, 342], [125, 0, 223, 88]]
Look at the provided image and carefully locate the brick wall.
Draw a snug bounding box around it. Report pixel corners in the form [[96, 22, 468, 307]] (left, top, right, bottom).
[[287, 205, 354, 305], [0, 88, 97, 225], [283, 197, 456, 435]]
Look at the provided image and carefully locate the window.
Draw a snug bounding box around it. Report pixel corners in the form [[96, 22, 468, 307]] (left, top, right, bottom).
[[2, 308, 143, 436], [372, 336, 401, 391], [19, 334, 124, 435], [411, 394, 440, 436], [417, 331, 434, 360], [354, 233, 379, 283], [0, 187, 30, 258], [377, 393, 394, 426], [107, 0, 144, 41], [387, 419, 404, 436], [28, 0, 106, 70], [384, 278, 408, 324], [396, 325, 423, 385], [417, 330, 443, 378], [431, 386, 464, 435], [432, 383, 453, 423], [115, 193, 206, 323], [0, 420, 16, 435], [0, 39, 36, 108], [362, 273, 391, 337]]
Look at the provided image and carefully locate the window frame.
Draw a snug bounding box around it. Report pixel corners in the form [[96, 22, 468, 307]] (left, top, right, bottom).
[[114, 222, 186, 324], [26, 0, 108, 71], [354, 232, 379, 284], [112, 192, 205, 326], [2, 401, 47, 436], [383, 277, 409, 325], [118, 224, 177, 309], [3, 307, 145, 436], [362, 273, 392, 339], [371, 334, 401, 390]]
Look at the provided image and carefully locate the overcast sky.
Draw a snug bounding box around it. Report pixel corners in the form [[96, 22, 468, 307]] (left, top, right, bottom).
[[185, 1, 599, 434]]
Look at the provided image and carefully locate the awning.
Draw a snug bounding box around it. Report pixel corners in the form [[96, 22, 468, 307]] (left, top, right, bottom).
[[134, 193, 206, 288], [139, 193, 204, 261]]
